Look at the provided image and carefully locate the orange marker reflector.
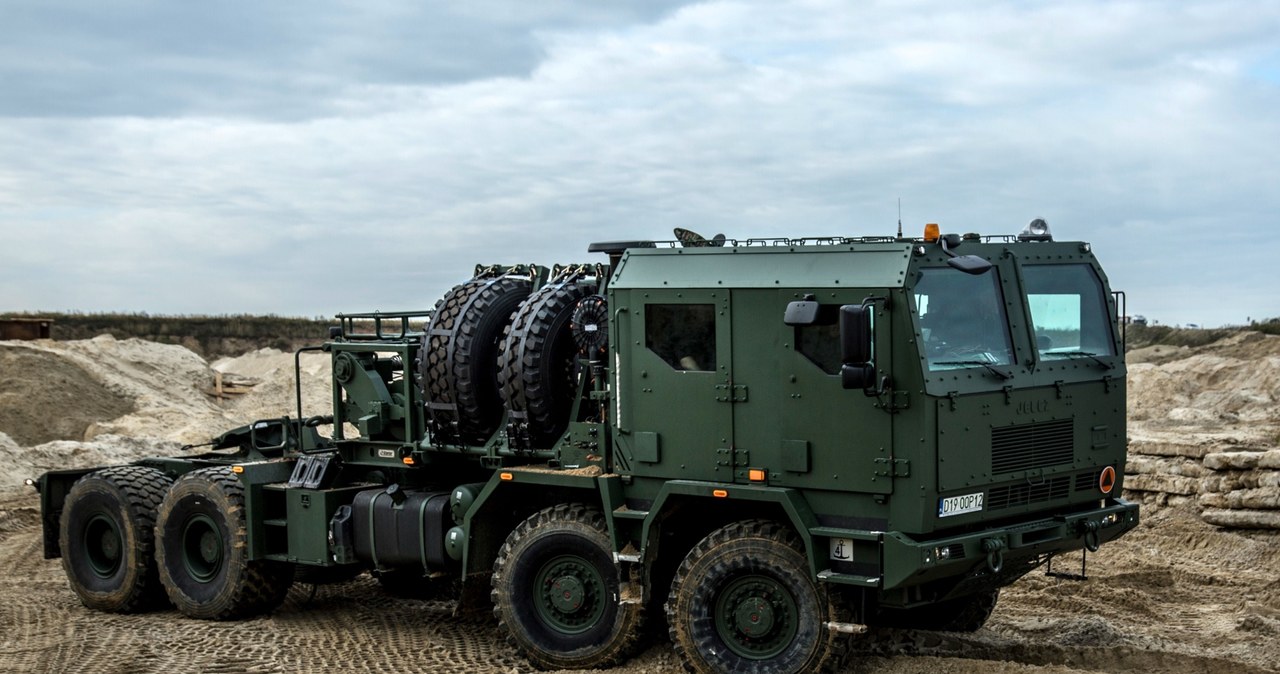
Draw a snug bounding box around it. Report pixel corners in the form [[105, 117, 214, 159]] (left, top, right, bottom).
[[713, 489, 729, 498], [500, 472, 514, 481], [1099, 466, 1117, 495], [231, 465, 244, 474], [924, 223, 940, 242], [748, 469, 766, 482], [402, 457, 415, 466]]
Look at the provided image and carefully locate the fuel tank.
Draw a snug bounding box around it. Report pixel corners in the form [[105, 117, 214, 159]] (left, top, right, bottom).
[[349, 486, 453, 570]]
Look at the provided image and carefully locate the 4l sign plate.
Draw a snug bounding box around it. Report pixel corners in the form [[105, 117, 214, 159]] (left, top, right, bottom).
[[829, 537, 854, 561], [938, 492, 984, 518]]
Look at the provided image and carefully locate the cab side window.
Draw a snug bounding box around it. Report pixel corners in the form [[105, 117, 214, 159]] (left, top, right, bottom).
[[645, 304, 716, 371]]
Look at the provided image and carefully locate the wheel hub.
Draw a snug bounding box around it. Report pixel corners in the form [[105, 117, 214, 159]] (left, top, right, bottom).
[[549, 575, 585, 612], [198, 530, 220, 564], [84, 514, 123, 578], [733, 596, 775, 637], [534, 554, 605, 634], [715, 575, 798, 659], [181, 514, 224, 583]]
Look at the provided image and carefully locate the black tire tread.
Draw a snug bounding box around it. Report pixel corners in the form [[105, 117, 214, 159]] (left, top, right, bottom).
[[491, 503, 645, 670], [942, 589, 999, 632], [665, 519, 848, 674], [420, 276, 531, 444], [497, 280, 589, 448], [156, 466, 293, 620], [59, 465, 172, 612]]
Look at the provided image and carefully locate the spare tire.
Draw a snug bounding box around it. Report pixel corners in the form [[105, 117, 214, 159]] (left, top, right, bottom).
[[420, 275, 531, 445], [499, 280, 590, 449]]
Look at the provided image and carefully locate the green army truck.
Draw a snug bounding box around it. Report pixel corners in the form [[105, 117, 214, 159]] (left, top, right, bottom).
[[32, 220, 1139, 673]]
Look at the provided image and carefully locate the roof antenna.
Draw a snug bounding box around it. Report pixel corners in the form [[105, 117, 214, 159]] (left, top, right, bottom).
[[897, 198, 903, 239]]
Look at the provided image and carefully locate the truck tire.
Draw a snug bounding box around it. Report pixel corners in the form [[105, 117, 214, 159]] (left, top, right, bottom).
[[420, 276, 531, 445], [58, 465, 171, 612], [666, 520, 845, 674], [155, 466, 294, 620], [871, 589, 999, 632], [491, 504, 644, 670], [498, 280, 589, 448]]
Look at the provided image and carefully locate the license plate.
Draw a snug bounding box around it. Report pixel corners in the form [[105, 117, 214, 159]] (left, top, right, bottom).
[[938, 492, 984, 518]]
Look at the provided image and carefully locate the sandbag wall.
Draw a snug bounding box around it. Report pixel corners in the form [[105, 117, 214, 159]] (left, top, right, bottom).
[[1125, 442, 1280, 529]]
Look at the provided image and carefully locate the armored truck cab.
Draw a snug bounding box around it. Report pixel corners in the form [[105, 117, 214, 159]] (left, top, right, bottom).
[[606, 231, 1135, 608], [33, 223, 1138, 674]]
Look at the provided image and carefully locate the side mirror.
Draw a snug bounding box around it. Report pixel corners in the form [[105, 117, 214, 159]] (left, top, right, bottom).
[[784, 298, 820, 326], [841, 363, 875, 390], [839, 304, 876, 391], [946, 255, 992, 275], [839, 304, 871, 364], [938, 232, 993, 275]]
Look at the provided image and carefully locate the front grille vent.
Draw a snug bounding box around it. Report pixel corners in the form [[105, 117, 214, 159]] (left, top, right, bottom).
[[1075, 469, 1101, 493], [988, 476, 1071, 511], [991, 419, 1074, 474]]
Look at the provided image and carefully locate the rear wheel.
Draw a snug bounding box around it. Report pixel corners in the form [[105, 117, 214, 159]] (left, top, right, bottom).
[[666, 520, 845, 674], [155, 467, 294, 619], [491, 504, 644, 670], [58, 466, 171, 612]]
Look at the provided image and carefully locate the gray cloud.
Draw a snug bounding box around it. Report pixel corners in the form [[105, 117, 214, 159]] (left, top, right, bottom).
[[1, 0, 1278, 327], [0, 0, 692, 119]]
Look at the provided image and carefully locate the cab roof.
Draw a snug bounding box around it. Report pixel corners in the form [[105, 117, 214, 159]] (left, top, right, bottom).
[[607, 241, 915, 290]]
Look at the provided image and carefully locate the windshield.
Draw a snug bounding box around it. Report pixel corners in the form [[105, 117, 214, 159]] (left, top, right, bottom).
[[914, 268, 1014, 371], [1023, 264, 1116, 358]]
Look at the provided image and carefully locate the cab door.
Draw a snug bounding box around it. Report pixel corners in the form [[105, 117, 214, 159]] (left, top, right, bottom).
[[730, 289, 894, 495], [614, 289, 733, 482]]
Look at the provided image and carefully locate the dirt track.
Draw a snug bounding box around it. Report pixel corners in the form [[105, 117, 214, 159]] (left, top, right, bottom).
[[1, 337, 1278, 673]]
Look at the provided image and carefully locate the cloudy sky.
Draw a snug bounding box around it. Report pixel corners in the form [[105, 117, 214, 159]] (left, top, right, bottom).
[[1, 0, 1277, 327]]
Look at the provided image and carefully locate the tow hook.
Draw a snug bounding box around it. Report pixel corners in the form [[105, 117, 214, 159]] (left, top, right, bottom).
[[981, 538, 1005, 573], [1080, 520, 1101, 552]]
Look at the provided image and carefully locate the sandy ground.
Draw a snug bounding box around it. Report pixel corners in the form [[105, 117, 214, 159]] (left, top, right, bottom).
[[1, 492, 1274, 673], [0, 335, 1277, 673]]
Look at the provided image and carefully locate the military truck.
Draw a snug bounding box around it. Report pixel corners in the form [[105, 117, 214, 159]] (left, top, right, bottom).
[[31, 220, 1139, 674]]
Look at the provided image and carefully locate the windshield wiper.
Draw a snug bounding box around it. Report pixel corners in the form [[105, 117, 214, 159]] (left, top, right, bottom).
[[933, 360, 1015, 380], [1044, 351, 1114, 370]]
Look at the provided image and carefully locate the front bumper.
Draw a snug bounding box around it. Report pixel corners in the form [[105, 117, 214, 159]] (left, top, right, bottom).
[[880, 497, 1140, 591]]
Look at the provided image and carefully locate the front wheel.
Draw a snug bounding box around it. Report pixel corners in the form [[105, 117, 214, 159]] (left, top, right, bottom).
[[155, 467, 293, 620], [666, 520, 845, 674], [491, 504, 644, 670]]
